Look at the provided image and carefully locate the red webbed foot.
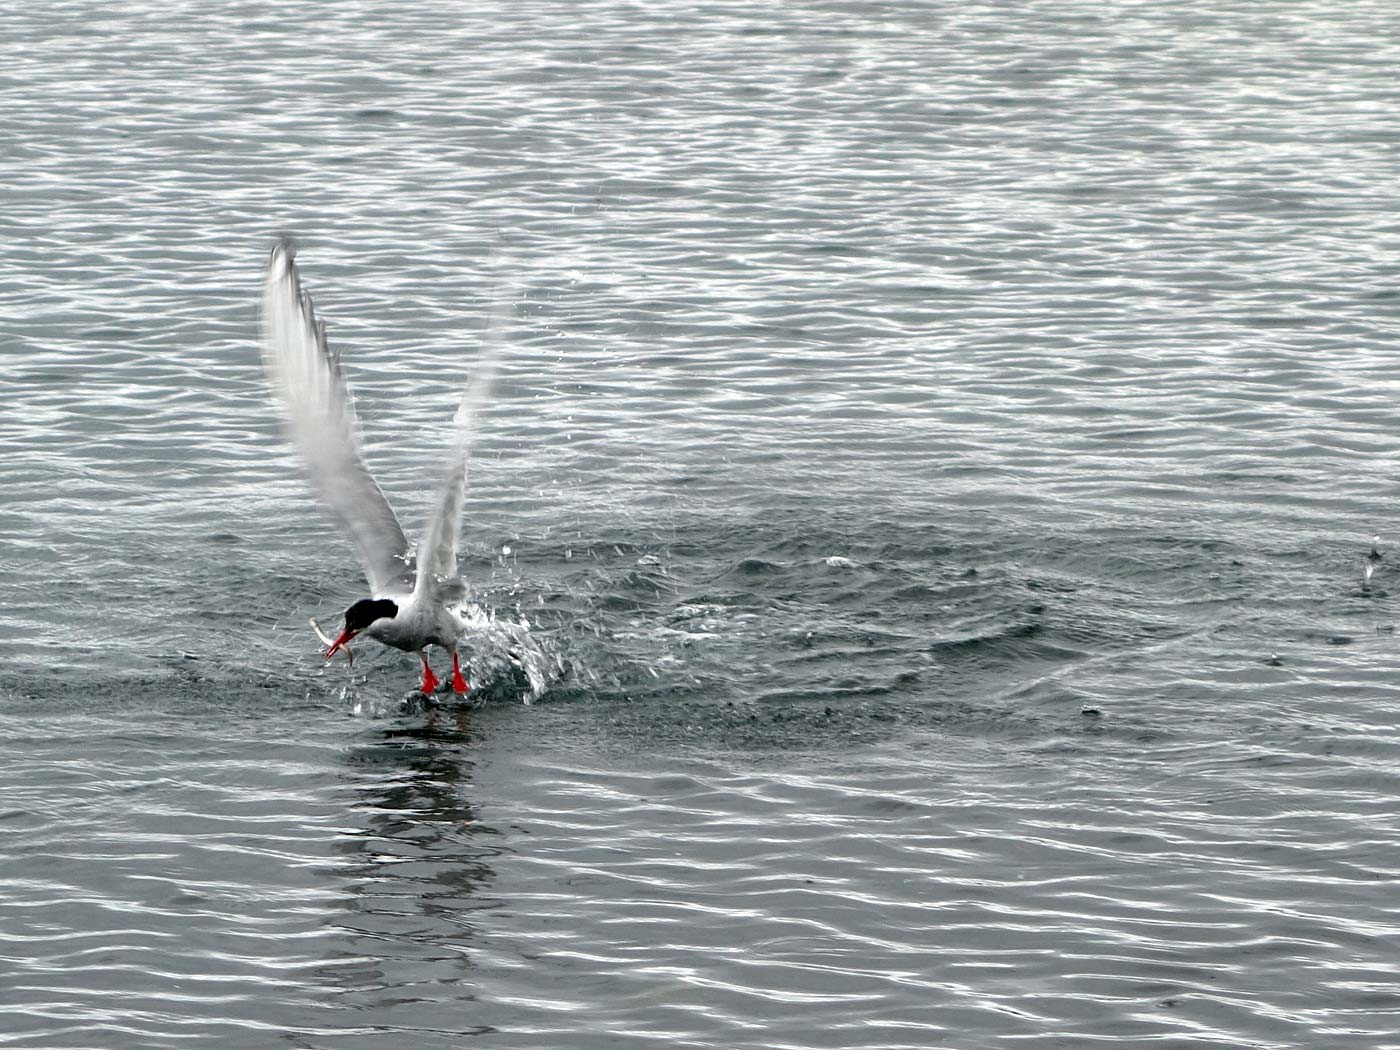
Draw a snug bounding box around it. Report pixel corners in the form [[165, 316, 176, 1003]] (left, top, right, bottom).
[[451, 651, 469, 695], [419, 652, 439, 694]]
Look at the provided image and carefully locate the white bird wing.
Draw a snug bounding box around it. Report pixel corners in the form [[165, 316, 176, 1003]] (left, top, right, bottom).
[[412, 288, 508, 596], [260, 240, 414, 597]]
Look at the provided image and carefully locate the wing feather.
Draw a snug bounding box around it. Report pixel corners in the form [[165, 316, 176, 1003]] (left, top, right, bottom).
[[259, 240, 414, 596], [412, 286, 509, 593]]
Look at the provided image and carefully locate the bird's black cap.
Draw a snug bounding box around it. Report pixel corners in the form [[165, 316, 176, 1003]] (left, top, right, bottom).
[[344, 598, 398, 631]]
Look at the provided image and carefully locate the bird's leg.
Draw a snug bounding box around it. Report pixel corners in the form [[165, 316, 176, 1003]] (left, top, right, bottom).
[[418, 650, 439, 695], [451, 651, 469, 695]]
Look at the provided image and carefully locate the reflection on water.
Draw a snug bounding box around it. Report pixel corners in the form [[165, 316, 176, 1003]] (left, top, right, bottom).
[[328, 718, 503, 1030]]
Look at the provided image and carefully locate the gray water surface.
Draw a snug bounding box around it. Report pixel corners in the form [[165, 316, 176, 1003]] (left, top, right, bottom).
[[5, 2, 1400, 1047]]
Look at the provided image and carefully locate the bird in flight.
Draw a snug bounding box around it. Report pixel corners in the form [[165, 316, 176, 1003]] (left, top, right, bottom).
[[259, 239, 497, 696]]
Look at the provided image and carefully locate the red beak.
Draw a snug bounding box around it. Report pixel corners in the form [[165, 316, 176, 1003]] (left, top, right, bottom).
[[324, 628, 358, 660]]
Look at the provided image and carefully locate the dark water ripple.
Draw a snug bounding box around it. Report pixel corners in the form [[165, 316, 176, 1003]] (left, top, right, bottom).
[[6, 0, 1400, 1046]]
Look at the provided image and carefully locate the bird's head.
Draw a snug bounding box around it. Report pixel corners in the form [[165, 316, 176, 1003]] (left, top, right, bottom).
[[324, 598, 399, 660]]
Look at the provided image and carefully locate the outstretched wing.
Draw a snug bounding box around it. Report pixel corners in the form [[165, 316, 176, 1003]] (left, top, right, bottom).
[[259, 239, 414, 597], [412, 287, 508, 595]]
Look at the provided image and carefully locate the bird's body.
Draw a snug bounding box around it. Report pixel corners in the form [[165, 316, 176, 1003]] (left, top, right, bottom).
[[366, 581, 466, 653], [258, 239, 495, 695]]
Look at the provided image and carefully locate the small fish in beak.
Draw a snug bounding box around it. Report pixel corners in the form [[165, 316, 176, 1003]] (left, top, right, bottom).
[[310, 617, 355, 665]]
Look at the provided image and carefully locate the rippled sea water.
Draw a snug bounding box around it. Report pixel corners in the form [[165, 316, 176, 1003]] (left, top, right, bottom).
[[5, 2, 1400, 1047]]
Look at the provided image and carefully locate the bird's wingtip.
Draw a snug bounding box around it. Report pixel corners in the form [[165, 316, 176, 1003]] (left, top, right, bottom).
[[267, 236, 299, 279]]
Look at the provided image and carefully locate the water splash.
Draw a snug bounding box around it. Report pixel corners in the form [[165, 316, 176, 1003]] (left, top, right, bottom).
[[452, 598, 563, 704], [1362, 534, 1381, 595]]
